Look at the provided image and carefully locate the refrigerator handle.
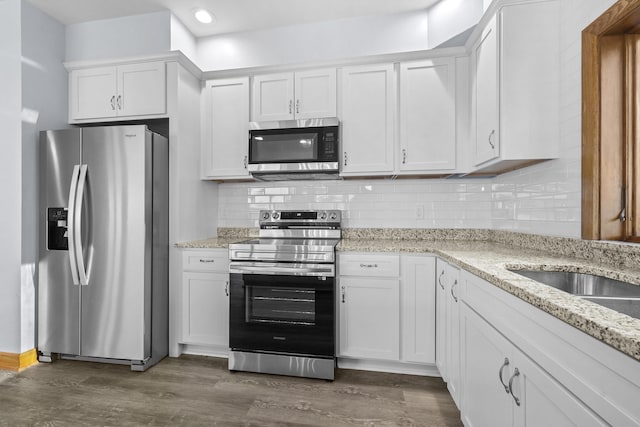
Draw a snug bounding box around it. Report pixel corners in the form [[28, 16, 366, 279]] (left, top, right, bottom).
[[75, 164, 89, 286], [67, 165, 81, 286]]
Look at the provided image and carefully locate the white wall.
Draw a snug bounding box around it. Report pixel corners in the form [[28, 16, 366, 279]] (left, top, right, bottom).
[[217, 179, 492, 229], [21, 0, 68, 353], [65, 11, 171, 62], [170, 14, 197, 65], [428, 0, 483, 48], [0, 0, 23, 354], [196, 10, 430, 71], [490, 0, 617, 238]]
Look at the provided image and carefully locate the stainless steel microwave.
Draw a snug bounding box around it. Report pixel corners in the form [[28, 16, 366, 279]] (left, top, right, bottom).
[[248, 118, 339, 181]]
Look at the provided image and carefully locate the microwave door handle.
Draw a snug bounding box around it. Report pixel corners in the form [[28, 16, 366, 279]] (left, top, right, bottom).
[[67, 165, 81, 286]]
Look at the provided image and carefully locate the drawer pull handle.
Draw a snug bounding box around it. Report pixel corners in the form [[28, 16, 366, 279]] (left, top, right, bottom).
[[498, 357, 510, 393], [360, 263, 378, 268], [225, 281, 229, 297], [341, 286, 345, 303], [438, 270, 445, 290], [508, 368, 521, 406], [199, 259, 216, 263]]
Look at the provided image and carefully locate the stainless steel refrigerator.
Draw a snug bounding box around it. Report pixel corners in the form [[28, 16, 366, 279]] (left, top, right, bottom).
[[38, 125, 168, 371]]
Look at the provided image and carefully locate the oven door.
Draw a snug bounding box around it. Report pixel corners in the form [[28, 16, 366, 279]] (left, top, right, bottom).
[[229, 272, 334, 357]]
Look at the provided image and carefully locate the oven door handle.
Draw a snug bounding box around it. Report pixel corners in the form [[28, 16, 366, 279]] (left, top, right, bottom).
[[229, 262, 334, 277]]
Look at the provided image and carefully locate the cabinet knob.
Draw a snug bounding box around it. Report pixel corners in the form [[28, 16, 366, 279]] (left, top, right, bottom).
[[508, 368, 521, 406], [488, 129, 496, 149], [498, 357, 510, 393]]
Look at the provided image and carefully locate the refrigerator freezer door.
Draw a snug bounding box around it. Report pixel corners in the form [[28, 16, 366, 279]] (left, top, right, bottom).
[[79, 126, 151, 361], [38, 129, 82, 356]]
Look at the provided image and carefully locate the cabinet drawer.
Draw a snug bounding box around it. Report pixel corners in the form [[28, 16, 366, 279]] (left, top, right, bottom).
[[338, 253, 400, 277], [182, 250, 229, 272]]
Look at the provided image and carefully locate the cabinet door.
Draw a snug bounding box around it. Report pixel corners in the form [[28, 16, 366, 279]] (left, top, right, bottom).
[[69, 67, 117, 120], [252, 73, 294, 121], [202, 77, 250, 179], [512, 351, 606, 427], [182, 272, 229, 346], [339, 276, 399, 360], [117, 61, 166, 117], [474, 14, 499, 165], [294, 68, 336, 119], [399, 58, 456, 172], [400, 255, 436, 364], [435, 260, 448, 381], [446, 263, 461, 405], [460, 303, 513, 427], [340, 64, 395, 175]]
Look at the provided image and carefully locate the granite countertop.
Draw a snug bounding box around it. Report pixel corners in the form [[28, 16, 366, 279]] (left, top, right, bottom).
[[175, 237, 240, 249], [177, 230, 640, 362]]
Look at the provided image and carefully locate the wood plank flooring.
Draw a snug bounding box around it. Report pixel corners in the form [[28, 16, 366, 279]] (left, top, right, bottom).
[[0, 355, 462, 426]]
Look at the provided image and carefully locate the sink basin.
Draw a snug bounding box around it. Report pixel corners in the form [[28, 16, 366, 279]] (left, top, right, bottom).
[[509, 269, 640, 319]]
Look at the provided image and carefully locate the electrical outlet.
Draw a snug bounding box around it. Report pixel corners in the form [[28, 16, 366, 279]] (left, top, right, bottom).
[[416, 205, 424, 220]]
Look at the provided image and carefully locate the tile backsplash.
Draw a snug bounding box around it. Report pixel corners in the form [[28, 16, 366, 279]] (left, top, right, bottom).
[[218, 179, 493, 229]]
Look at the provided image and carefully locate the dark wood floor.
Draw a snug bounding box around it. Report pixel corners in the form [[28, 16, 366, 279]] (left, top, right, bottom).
[[0, 355, 462, 426]]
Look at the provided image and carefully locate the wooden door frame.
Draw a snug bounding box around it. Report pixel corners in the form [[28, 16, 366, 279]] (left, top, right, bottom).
[[582, 0, 640, 240]]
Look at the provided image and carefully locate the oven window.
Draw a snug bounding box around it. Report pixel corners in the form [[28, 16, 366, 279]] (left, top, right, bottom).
[[250, 132, 318, 163], [246, 286, 316, 326]]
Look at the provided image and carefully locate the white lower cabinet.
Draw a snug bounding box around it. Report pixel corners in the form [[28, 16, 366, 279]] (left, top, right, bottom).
[[435, 259, 461, 405], [461, 303, 605, 427], [181, 249, 229, 350], [337, 252, 437, 372], [458, 269, 631, 426], [401, 255, 436, 364], [339, 276, 400, 360]]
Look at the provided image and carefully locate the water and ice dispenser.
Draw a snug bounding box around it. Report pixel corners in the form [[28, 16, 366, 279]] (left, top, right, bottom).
[[47, 207, 68, 250]]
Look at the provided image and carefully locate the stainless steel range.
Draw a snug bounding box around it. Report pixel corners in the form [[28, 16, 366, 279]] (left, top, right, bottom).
[[228, 210, 341, 380]]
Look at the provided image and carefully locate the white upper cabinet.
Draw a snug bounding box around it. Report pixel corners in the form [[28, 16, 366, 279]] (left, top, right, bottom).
[[339, 63, 396, 175], [69, 61, 166, 122], [252, 69, 336, 121], [201, 77, 250, 180], [474, 16, 499, 166], [471, 0, 560, 172], [399, 58, 456, 173]]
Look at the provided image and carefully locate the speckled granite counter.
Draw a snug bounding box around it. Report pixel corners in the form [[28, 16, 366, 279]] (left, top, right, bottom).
[[175, 237, 240, 249], [176, 228, 640, 362]]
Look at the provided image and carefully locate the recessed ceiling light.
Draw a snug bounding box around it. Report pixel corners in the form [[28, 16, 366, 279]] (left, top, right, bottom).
[[195, 9, 214, 24]]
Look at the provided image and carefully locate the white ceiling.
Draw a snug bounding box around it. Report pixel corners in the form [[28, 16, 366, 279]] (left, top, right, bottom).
[[27, 0, 441, 38]]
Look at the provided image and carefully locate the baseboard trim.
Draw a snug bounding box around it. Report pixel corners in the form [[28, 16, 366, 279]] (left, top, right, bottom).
[[0, 348, 38, 371], [337, 357, 441, 377]]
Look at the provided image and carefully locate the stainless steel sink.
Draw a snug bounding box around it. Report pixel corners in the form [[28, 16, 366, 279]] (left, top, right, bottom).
[[509, 269, 640, 319]]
